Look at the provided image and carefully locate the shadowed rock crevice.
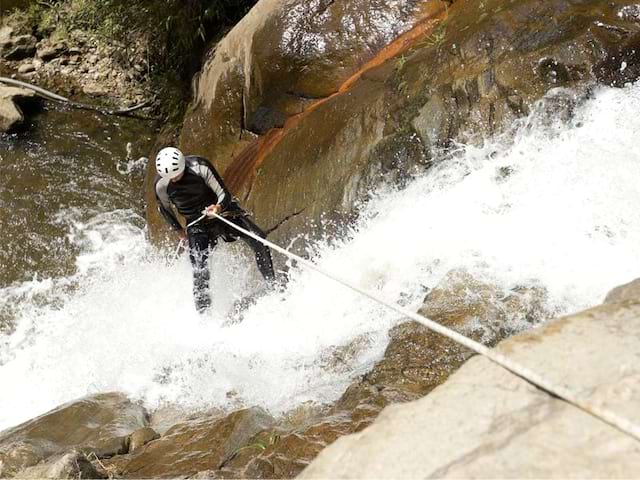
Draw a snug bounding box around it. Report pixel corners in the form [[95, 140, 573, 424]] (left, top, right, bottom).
[[264, 208, 307, 236]]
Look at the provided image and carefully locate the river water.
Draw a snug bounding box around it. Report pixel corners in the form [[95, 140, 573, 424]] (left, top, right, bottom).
[[1, 84, 640, 432]]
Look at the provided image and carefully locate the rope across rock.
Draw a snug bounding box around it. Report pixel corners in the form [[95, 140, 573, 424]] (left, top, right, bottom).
[[210, 212, 640, 444]]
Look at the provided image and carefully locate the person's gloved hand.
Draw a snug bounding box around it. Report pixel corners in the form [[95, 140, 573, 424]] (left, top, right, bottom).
[[204, 204, 222, 218]]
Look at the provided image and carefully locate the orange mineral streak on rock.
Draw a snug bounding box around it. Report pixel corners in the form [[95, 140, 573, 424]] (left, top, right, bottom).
[[224, 3, 450, 197]]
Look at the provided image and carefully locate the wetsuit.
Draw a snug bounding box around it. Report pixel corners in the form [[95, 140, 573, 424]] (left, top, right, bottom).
[[155, 155, 275, 312]]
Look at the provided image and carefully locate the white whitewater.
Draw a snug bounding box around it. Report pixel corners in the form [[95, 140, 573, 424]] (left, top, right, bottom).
[[1, 84, 640, 431]]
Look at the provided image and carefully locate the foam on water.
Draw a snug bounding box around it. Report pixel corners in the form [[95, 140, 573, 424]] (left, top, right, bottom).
[[2, 84, 640, 431]]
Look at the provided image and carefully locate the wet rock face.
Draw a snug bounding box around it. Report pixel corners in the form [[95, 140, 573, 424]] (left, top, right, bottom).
[[234, 0, 640, 250], [103, 407, 275, 478], [178, 0, 442, 169], [14, 451, 104, 480], [0, 392, 147, 476], [146, 0, 447, 240]]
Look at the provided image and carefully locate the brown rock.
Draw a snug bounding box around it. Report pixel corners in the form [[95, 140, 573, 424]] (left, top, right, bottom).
[[104, 407, 274, 478], [0, 393, 147, 475], [179, 0, 444, 167], [603, 277, 640, 304], [82, 82, 108, 97], [0, 27, 36, 60], [36, 43, 67, 61], [142, 1, 449, 242], [420, 270, 550, 342], [0, 85, 38, 132], [217, 413, 356, 479], [17, 63, 35, 74], [127, 427, 159, 453], [145, 0, 640, 252], [14, 450, 105, 480]]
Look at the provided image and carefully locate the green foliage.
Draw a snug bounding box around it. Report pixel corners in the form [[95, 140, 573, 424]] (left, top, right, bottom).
[[14, 0, 257, 123]]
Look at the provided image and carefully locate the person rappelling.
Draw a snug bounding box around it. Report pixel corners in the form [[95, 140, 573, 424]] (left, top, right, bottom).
[[154, 147, 276, 313]]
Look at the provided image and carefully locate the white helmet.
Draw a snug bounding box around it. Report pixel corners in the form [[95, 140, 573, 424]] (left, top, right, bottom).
[[155, 147, 185, 179]]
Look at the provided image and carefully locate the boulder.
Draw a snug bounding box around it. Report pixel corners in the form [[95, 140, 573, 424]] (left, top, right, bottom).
[[603, 277, 640, 304], [146, 0, 640, 249], [0, 85, 38, 132], [36, 43, 67, 62], [300, 300, 640, 478], [127, 427, 159, 454], [146, 0, 450, 241], [104, 407, 275, 478], [14, 451, 104, 480], [216, 413, 358, 479], [0, 26, 36, 60], [214, 271, 551, 478], [233, 0, 640, 251], [180, 0, 447, 164], [17, 63, 35, 74], [0, 392, 147, 476]]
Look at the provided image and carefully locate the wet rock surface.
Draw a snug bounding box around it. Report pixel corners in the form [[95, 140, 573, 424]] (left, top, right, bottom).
[[0, 392, 147, 476], [144, 0, 449, 240], [13, 451, 104, 480], [179, 0, 443, 166], [103, 407, 275, 478], [234, 0, 640, 251], [127, 427, 159, 454], [146, 0, 640, 249], [300, 297, 640, 478]]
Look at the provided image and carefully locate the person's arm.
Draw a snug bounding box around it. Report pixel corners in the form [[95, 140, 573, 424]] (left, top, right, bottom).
[[155, 177, 183, 232], [192, 157, 231, 210]]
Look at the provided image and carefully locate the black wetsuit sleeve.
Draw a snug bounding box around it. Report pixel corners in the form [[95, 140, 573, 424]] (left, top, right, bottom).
[[191, 156, 232, 210], [155, 176, 183, 231]]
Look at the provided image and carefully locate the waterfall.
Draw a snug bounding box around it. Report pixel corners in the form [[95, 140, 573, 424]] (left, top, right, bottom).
[[1, 83, 640, 431]]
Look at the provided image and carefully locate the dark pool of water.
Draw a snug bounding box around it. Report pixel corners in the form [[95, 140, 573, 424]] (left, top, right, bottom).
[[0, 104, 156, 286]]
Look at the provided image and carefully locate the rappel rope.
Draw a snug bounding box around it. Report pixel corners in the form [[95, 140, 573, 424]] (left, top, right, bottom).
[[202, 212, 640, 443]]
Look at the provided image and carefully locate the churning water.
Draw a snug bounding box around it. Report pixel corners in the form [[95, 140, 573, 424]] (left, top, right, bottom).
[[1, 84, 640, 431]]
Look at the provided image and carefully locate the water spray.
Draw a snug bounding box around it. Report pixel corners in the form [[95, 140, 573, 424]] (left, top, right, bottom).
[[210, 212, 640, 443]]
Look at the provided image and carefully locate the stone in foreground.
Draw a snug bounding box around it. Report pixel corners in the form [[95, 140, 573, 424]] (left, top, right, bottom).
[[13, 451, 104, 480], [301, 297, 640, 478], [0, 85, 38, 132], [0, 392, 147, 476], [104, 407, 275, 478]]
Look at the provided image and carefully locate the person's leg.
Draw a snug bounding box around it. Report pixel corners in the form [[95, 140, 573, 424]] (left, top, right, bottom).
[[233, 217, 275, 282], [188, 230, 212, 313]]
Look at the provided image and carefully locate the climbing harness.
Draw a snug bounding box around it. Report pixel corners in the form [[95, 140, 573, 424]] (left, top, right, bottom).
[[172, 208, 250, 261], [210, 212, 640, 443]]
